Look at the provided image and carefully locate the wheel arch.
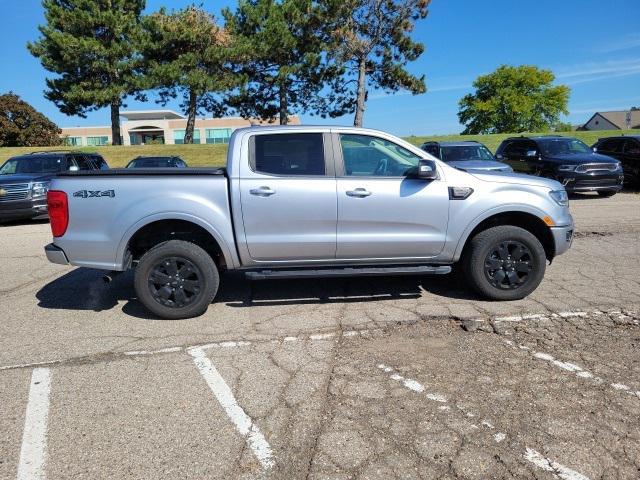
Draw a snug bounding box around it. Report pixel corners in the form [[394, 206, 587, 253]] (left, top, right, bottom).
[[455, 210, 555, 263], [116, 213, 238, 270]]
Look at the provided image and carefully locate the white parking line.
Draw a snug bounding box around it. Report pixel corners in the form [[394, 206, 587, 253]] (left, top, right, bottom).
[[188, 347, 275, 470], [503, 339, 640, 399], [524, 448, 590, 480], [17, 368, 51, 480]]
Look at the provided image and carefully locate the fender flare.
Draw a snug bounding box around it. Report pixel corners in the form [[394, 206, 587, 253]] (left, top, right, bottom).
[[452, 204, 551, 262], [114, 212, 238, 270]]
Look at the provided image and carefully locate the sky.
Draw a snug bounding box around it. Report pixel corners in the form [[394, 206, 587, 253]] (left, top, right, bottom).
[[1, 0, 639, 137]]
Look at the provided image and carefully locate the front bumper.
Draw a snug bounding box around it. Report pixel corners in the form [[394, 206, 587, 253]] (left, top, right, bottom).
[[45, 243, 69, 265], [550, 224, 574, 257], [557, 171, 624, 193], [0, 198, 48, 221]]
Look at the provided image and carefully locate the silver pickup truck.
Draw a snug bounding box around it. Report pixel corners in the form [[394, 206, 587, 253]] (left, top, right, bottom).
[[44, 126, 574, 319]]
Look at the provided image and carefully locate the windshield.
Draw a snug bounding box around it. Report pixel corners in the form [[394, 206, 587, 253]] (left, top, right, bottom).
[[440, 145, 495, 162], [127, 157, 179, 168], [0, 156, 64, 175], [538, 138, 591, 155]]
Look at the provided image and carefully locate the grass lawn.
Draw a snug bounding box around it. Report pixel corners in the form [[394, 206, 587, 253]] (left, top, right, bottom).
[[1, 129, 638, 168]]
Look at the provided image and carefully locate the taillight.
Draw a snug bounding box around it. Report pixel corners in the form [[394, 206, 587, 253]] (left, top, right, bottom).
[[47, 190, 68, 237]]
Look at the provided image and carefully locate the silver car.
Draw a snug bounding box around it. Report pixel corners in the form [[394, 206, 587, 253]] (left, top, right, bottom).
[[421, 141, 513, 173]]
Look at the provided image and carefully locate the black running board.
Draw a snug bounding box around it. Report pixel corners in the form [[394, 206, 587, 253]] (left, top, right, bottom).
[[245, 265, 451, 280]]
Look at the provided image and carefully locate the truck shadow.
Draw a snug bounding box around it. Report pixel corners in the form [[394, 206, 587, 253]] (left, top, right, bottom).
[[35, 267, 482, 320]]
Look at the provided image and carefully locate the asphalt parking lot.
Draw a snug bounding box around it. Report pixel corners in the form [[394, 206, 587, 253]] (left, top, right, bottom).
[[1, 192, 639, 479]]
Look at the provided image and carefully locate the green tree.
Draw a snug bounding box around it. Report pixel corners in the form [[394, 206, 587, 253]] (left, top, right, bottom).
[[458, 65, 570, 134], [222, 0, 336, 125], [141, 6, 239, 143], [328, 0, 430, 127], [28, 0, 146, 145], [0, 93, 61, 147]]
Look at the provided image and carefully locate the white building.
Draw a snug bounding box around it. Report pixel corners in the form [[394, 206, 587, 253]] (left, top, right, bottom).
[[60, 110, 300, 146]]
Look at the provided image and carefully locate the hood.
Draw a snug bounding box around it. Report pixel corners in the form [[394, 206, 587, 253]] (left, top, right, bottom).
[[0, 173, 54, 184], [448, 160, 512, 172], [544, 152, 618, 164], [469, 171, 563, 190]]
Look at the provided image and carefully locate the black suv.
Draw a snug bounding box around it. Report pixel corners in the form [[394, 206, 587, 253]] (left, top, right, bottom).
[[0, 151, 108, 222], [495, 136, 624, 197], [591, 135, 640, 187]]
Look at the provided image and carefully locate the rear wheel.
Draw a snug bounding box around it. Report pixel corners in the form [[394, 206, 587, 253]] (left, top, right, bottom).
[[463, 226, 546, 300], [134, 240, 219, 319]]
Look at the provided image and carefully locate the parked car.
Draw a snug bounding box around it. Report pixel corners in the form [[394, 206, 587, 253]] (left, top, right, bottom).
[[495, 135, 624, 197], [44, 126, 573, 319], [591, 135, 640, 187], [0, 151, 108, 222], [126, 156, 188, 169], [420, 141, 513, 173]]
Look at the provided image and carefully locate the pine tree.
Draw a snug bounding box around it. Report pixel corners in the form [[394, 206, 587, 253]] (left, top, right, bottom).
[[329, 0, 430, 127], [28, 0, 146, 145], [140, 6, 239, 144], [222, 0, 336, 125]]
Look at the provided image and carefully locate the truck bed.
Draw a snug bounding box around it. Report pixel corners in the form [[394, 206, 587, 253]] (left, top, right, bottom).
[[57, 168, 226, 177]]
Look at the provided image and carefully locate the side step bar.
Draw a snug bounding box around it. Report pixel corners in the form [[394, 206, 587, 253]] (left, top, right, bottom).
[[245, 265, 451, 280]]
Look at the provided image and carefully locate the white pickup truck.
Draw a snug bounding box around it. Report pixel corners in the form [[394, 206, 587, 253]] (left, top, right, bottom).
[[45, 126, 574, 319]]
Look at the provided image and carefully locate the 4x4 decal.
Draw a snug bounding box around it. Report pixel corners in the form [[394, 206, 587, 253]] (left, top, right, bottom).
[[73, 190, 115, 198]]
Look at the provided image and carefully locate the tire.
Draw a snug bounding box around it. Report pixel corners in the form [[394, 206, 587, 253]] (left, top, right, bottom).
[[134, 240, 219, 319], [597, 191, 616, 198], [463, 226, 546, 301]]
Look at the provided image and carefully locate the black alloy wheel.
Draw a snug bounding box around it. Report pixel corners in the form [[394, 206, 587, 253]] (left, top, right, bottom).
[[483, 241, 533, 290], [148, 256, 203, 308], [134, 240, 220, 319]]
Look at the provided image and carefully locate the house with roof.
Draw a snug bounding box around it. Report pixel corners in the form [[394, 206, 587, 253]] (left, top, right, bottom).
[[60, 110, 300, 146], [579, 109, 640, 131]]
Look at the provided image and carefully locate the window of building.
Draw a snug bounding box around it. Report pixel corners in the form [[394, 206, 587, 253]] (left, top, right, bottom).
[[64, 137, 83, 146], [86, 136, 109, 146], [206, 128, 232, 144], [252, 133, 325, 176], [173, 129, 201, 144]]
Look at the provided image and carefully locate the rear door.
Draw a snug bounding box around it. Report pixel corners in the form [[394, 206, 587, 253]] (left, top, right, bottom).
[[239, 132, 337, 262], [335, 133, 449, 260]]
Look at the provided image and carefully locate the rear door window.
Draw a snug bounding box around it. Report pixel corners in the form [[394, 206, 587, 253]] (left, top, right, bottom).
[[252, 133, 325, 176]]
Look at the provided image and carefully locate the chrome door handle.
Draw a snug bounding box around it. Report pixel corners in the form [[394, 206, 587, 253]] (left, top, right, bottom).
[[250, 186, 276, 197], [346, 188, 372, 197]]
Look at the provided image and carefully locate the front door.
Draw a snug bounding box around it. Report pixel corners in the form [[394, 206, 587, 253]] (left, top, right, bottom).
[[239, 132, 337, 262], [336, 133, 449, 260]]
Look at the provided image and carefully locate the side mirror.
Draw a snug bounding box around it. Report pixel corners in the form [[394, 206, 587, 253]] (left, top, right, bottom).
[[69, 165, 79, 172], [495, 153, 504, 159], [526, 150, 538, 157], [417, 159, 438, 180]]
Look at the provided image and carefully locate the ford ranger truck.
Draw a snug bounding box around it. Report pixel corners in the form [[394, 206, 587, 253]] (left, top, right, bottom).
[[44, 126, 574, 319]]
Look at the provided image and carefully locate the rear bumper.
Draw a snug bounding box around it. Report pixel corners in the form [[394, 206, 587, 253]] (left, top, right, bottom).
[[45, 243, 69, 265], [0, 198, 48, 221], [550, 224, 574, 257]]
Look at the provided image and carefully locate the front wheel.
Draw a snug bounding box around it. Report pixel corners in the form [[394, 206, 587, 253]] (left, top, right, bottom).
[[134, 240, 219, 319], [463, 226, 546, 301]]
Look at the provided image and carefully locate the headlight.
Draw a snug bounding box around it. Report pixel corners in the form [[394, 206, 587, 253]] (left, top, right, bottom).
[[558, 165, 577, 172], [615, 162, 622, 171], [31, 181, 50, 198], [549, 190, 569, 207]]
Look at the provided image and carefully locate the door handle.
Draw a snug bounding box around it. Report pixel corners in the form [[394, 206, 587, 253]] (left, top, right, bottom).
[[249, 186, 276, 197], [346, 188, 372, 197]]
